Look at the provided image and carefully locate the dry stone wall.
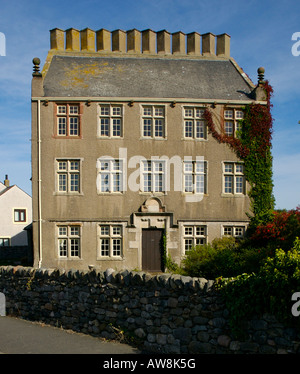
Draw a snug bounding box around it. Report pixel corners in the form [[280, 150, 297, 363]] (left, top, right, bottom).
[[0, 265, 299, 354]]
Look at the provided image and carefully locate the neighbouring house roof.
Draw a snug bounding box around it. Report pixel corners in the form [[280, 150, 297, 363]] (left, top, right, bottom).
[[0, 185, 31, 199], [43, 55, 254, 101], [0, 185, 13, 197]]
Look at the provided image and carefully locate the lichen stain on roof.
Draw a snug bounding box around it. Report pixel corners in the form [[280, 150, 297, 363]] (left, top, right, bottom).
[[59, 61, 116, 89], [44, 55, 253, 99]]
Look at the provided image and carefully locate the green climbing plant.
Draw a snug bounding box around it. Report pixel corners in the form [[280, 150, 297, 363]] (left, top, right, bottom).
[[203, 81, 275, 230]]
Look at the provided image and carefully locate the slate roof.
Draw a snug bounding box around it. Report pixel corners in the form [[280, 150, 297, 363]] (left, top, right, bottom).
[[43, 55, 254, 101], [0, 186, 13, 197]]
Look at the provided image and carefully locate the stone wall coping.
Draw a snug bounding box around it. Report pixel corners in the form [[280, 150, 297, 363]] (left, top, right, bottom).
[[0, 265, 213, 292]]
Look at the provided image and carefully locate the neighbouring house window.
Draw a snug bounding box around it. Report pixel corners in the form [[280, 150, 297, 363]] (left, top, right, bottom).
[[183, 225, 207, 253], [99, 104, 123, 137], [14, 209, 26, 222], [56, 104, 80, 137], [183, 160, 207, 194], [141, 160, 166, 193], [98, 159, 123, 193], [223, 226, 245, 238], [99, 225, 122, 257], [0, 238, 10, 247], [223, 162, 245, 194], [183, 107, 207, 139], [58, 225, 81, 258], [224, 108, 244, 138], [56, 159, 81, 193], [142, 105, 165, 138]]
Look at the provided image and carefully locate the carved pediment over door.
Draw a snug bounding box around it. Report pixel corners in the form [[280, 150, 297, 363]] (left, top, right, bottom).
[[140, 197, 165, 213]]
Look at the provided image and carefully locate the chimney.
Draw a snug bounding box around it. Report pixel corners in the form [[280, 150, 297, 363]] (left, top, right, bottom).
[[187, 32, 201, 55], [142, 29, 156, 54], [96, 29, 111, 52], [172, 31, 186, 54], [216, 33, 230, 57], [157, 30, 171, 54], [112, 29, 126, 52], [66, 28, 80, 51], [4, 175, 9, 187], [50, 28, 65, 50], [127, 29, 141, 53], [202, 33, 216, 56], [81, 28, 95, 51]]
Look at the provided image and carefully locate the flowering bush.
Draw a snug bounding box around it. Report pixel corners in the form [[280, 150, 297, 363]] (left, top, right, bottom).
[[250, 207, 300, 249]]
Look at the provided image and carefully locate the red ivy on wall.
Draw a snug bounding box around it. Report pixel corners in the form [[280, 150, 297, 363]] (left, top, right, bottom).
[[203, 81, 274, 159], [203, 108, 250, 158], [203, 81, 275, 228]]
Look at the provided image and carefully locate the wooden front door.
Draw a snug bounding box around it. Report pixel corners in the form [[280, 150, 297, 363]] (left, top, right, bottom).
[[142, 229, 163, 272]]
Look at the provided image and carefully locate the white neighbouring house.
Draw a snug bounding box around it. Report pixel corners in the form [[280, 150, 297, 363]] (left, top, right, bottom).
[[0, 176, 32, 247]]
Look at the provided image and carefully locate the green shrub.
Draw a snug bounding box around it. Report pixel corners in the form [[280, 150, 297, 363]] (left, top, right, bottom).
[[181, 237, 269, 279], [217, 237, 300, 336]]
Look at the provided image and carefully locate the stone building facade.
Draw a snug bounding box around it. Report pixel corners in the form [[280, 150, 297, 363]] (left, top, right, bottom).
[[31, 28, 266, 271]]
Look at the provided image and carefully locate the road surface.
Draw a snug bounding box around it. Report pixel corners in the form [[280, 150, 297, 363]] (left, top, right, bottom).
[[0, 316, 140, 354]]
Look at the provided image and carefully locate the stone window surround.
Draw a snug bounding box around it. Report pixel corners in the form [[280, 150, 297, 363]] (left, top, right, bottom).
[[57, 224, 81, 259], [54, 102, 82, 138], [140, 104, 166, 139], [98, 103, 124, 139], [182, 105, 207, 140], [54, 158, 84, 196], [97, 223, 124, 259]]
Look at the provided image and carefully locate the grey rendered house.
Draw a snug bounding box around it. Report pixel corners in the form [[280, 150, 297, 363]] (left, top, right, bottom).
[[31, 28, 266, 272]]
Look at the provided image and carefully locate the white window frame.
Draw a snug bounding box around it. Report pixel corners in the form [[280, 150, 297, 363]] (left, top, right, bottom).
[[183, 225, 207, 254], [224, 108, 244, 138], [223, 162, 245, 195], [58, 225, 81, 258], [97, 159, 124, 193], [141, 105, 166, 139], [56, 103, 80, 137], [98, 225, 123, 258], [56, 159, 81, 194], [99, 104, 123, 138], [183, 160, 207, 194], [223, 226, 245, 238], [0, 237, 10, 247], [183, 106, 207, 140], [141, 160, 166, 193]]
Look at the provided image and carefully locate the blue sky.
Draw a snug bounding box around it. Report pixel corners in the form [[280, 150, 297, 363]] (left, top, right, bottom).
[[0, 0, 299, 209]]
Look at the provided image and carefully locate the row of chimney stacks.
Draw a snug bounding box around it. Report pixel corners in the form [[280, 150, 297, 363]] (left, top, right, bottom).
[[50, 28, 230, 58]]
